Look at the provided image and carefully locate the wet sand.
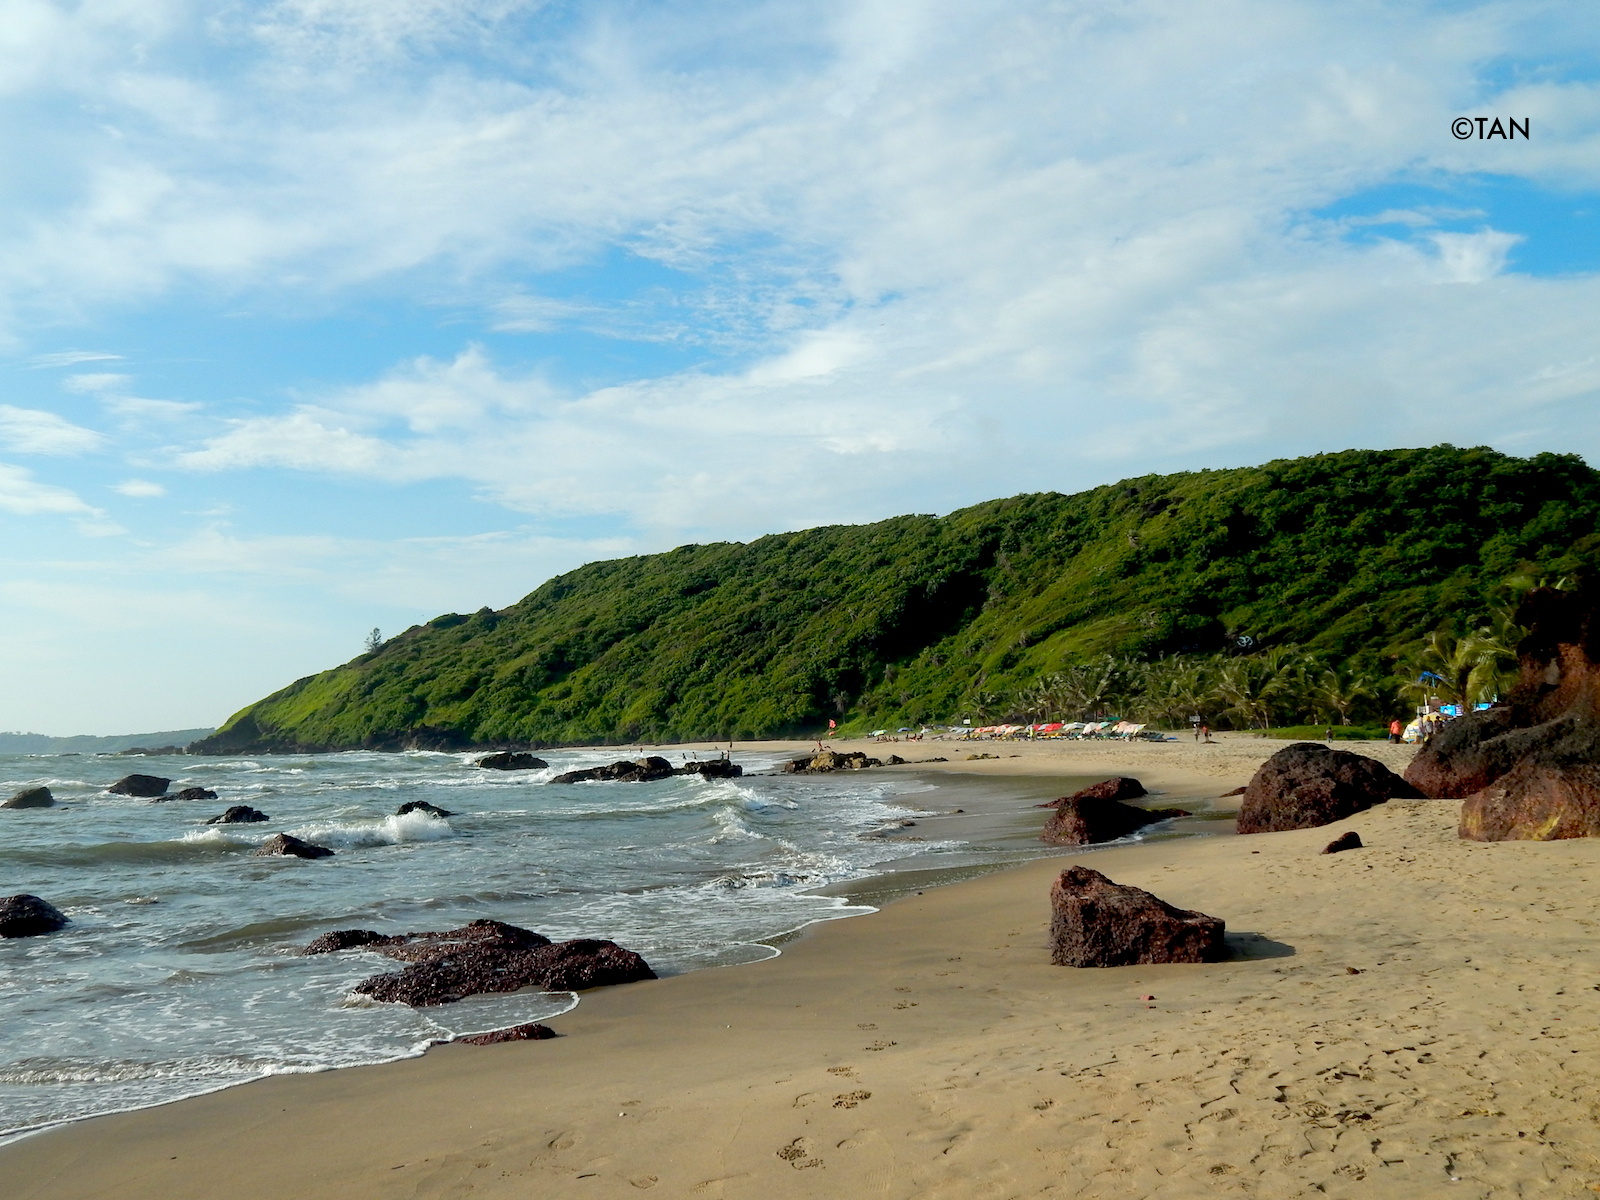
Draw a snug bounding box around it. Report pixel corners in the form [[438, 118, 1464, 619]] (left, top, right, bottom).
[[11, 734, 1600, 1198]]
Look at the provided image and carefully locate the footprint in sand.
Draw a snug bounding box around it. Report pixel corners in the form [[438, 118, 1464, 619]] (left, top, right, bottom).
[[776, 1138, 823, 1170], [833, 1091, 872, 1109], [828, 1067, 857, 1078], [865, 1040, 897, 1051]]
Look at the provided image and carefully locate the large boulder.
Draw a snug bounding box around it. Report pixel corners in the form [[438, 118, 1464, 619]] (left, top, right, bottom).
[[255, 833, 334, 859], [1235, 743, 1421, 834], [783, 750, 881, 774], [677, 759, 744, 779], [1405, 587, 1600, 841], [1460, 764, 1600, 841], [1049, 866, 1226, 967], [551, 757, 675, 784], [476, 752, 548, 771], [0, 894, 69, 938], [107, 774, 169, 798], [314, 918, 655, 1006], [170, 787, 218, 801], [206, 806, 269, 824], [1041, 797, 1190, 846], [2, 786, 53, 809]]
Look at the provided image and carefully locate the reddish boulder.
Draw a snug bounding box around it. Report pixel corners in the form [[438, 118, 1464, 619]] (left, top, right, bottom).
[[454, 1022, 557, 1045], [1236, 743, 1421, 834], [301, 928, 400, 955], [1041, 799, 1191, 846], [0, 894, 69, 938], [1034, 777, 1147, 807], [1049, 866, 1226, 967], [1406, 587, 1600, 841], [1460, 763, 1600, 841], [1322, 831, 1363, 854]]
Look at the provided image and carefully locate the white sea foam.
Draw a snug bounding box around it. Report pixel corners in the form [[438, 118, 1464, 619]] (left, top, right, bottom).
[[289, 810, 455, 848]]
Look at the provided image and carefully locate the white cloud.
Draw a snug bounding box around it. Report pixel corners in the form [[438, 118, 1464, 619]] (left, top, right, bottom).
[[30, 350, 123, 368], [114, 478, 167, 497], [64, 373, 133, 394], [0, 462, 97, 516], [177, 408, 395, 473], [1432, 230, 1523, 284], [0, 405, 105, 455]]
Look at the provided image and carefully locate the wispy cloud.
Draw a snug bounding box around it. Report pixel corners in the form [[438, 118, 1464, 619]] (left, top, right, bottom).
[[0, 405, 105, 455], [30, 351, 124, 369], [0, 463, 98, 516]]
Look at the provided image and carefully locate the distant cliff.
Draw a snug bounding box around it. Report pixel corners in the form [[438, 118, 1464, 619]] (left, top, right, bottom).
[[192, 445, 1600, 753], [0, 729, 215, 755]]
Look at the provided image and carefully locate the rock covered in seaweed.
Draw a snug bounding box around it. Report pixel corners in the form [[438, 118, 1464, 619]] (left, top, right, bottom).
[[1235, 743, 1421, 834], [1049, 866, 1226, 967], [0, 894, 69, 938], [2, 786, 53, 809], [255, 833, 335, 859]]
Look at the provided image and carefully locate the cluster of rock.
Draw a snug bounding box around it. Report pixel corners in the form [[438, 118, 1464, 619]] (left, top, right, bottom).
[[106, 774, 217, 801], [784, 750, 880, 774], [1405, 586, 1600, 841], [1235, 743, 1421, 834], [301, 917, 655, 1006], [0, 894, 69, 938], [551, 756, 743, 784], [1049, 866, 1226, 967], [1038, 777, 1190, 846]]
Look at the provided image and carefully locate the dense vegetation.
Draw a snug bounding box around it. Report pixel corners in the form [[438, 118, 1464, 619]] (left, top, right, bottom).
[[192, 446, 1600, 753]]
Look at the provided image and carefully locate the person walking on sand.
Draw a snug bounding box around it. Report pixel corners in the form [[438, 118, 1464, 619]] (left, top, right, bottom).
[[1389, 718, 1403, 744], [1200, 722, 1213, 743]]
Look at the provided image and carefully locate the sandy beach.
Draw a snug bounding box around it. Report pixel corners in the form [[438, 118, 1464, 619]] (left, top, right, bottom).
[[9, 734, 1600, 1198]]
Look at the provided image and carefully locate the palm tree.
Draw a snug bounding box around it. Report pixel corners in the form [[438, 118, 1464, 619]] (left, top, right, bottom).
[[1396, 629, 1501, 713], [1312, 661, 1379, 726]]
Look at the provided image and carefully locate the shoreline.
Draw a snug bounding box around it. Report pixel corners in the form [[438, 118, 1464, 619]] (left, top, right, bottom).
[[31, 736, 1600, 1197]]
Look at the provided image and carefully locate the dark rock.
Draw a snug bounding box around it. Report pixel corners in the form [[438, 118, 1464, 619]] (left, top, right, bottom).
[[1041, 798, 1191, 846], [350, 919, 654, 1006], [1049, 866, 1226, 967], [171, 787, 218, 801], [117, 745, 185, 756], [1220, 785, 1247, 797], [1460, 763, 1600, 842], [1322, 831, 1363, 854], [0, 894, 69, 938], [675, 759, 744, 779], [255, 833, 334, 859], [2, 786, 53, 809], [920, 757, 948, 763], [454, 1022, 557, 1045], [782, 750, 881, 774], [476, 752, 549, 771], [395, 800, 454, 819], [1034, 776, 1147, 807], [301, 928, 399, 955], [206, 805, 269, 824], [1404, 586, 1600, 840], [1235, 743, 1422, 834], [551, 756, 676, 784], [885, 754, 906, 765], [108, 774, 170, 798]]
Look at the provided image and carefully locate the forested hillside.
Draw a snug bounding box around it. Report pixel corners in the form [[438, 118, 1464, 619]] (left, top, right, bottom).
[[192, 446, 1600, 753]]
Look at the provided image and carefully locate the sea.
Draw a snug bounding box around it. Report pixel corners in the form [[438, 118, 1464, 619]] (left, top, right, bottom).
[[0, 746, 1078, 1141]]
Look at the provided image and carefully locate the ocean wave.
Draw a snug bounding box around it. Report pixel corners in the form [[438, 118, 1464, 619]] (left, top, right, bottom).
[[288, 809, 455, 849]]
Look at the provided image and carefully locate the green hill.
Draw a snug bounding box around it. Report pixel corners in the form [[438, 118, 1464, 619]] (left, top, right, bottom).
[[191, 445, 1600, 753]]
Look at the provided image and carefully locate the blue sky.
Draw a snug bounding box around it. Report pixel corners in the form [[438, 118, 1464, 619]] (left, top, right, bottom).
[[2, 0, 1599, 734]]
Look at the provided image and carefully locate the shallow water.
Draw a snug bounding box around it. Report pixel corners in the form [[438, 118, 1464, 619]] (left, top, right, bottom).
[[0, 748, 1000, 1137]]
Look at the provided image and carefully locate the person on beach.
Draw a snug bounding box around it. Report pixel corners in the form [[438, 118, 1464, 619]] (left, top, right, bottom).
[[1389, 718, 1404, 744], [1200, 722, 1213, 743]]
